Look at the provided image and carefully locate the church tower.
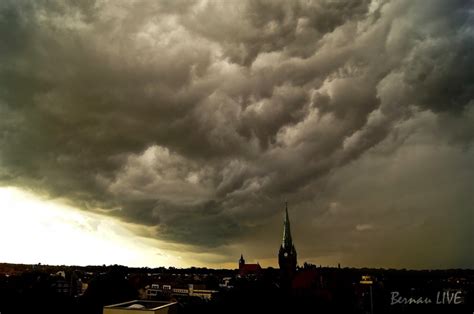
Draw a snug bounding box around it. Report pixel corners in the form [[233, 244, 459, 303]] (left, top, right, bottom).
[[239, 254, 245, 269], [278, 202, 297, 287]]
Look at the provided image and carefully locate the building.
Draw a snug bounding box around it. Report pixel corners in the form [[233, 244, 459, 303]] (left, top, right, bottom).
[[145, 283, 218, 300], [146, 284, 161, 298], [50, 270, 83, 296], [219, 277, 234, 289], [278, 202, 297, 288], [238, 254, 262, 277], [190, 286, 219, 300], [103, 300, 177, 314]]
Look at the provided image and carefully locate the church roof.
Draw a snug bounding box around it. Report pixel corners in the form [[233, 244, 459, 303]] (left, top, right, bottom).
[[240, 264, 262, 272]]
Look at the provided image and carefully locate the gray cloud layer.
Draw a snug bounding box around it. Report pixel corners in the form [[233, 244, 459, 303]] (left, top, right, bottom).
[[1, 0, 473, 268]]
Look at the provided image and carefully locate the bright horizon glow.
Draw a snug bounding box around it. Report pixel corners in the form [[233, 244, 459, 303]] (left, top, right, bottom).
[[0, 186, 188, 268]]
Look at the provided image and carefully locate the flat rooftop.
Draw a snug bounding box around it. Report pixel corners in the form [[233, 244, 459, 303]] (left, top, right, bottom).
[[103, 300, 178, 313]]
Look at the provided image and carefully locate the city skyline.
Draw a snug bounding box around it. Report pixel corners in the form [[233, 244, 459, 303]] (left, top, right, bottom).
[[0, 0, 473, 269]]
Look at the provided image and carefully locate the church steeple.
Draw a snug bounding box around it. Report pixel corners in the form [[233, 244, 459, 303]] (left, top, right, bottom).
[[282, 202, 293, 249], [239, 254, 245, 269], [278, 202, 297, 288]]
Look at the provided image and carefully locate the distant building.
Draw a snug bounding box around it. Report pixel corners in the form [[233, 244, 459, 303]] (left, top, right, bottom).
[[51, 276, 71, 295], [103, 300, 177, 314], [146, 284, 160, 298], [50, 270, 83, 296], [145, 283, 218, 300], [219, 277, 234, 289], [278, 202, 297, 288], [238, 254, 262, 277], [189, 284, 218, 300]]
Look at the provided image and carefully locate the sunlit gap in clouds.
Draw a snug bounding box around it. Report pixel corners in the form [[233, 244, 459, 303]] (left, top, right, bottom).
[[0, 187, 186, 267]]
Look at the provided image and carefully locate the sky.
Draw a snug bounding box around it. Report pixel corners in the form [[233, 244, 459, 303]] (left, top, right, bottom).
[[0, 0, 473, 269]]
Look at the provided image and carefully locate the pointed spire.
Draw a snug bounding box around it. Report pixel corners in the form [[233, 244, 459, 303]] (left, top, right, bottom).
[[282, 202, 293, 249]]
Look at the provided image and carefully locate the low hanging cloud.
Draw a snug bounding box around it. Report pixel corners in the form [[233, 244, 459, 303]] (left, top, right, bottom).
[[0, 0, 473, 268]]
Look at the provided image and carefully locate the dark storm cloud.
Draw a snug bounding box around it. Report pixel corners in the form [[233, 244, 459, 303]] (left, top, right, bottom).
[[183, 0, 371, 65], [0, 0, 473, 266]]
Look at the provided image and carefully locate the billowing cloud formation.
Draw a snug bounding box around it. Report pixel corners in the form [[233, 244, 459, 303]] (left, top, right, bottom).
[[0, 0, 473, 268]]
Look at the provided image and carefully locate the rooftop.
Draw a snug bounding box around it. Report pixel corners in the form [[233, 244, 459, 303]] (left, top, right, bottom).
[[103, 300, 177, 313]]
